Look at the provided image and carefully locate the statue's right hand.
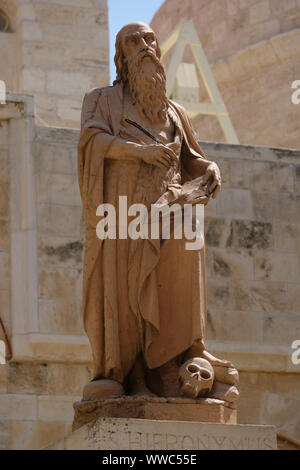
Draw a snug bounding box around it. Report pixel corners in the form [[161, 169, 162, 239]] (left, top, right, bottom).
[[138, 144, 178, 170]]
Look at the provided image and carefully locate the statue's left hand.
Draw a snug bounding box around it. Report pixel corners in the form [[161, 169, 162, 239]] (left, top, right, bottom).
[[201, 162, 221, 199]]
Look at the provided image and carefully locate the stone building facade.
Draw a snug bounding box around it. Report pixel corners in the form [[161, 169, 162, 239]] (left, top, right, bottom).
[[151, 0, 300, 149], [0, 0, 109, 127], [0, 94, 299, 449], [0, 0, 299, 451]]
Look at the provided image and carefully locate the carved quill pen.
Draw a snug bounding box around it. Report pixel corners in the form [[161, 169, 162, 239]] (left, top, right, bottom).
[[125, 118, 214, 200]]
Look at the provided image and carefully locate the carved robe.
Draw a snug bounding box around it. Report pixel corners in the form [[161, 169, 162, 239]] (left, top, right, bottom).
[[78, 82, 208, 382]]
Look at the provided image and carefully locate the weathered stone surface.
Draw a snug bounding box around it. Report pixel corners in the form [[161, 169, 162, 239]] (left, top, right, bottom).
[[0, 219, 9, 252], [217, 189, 253, 219], [7, 362, 49, 395], [227, 220, 273, 250], [254, 251, 299, 282], [0, 394, 37, 421], [38, 203, 83, 237], [48, 416, 276, 450], [47, 363, 92, 396], [263, 312, 300, 345], [38, 395, 80, 423], [35, 142, 77, 175], [9, 420, 71, 451], [39, 299, 82, 334], [0, 365, 7, 393], [56, 99, 82, 122], [39, 267, 82, 299], [233, 280, 288, 313], [204, 217, 231, 247], [0, 290, 10, 338], [274, 193, 299, 224], [0, 420, 11, 450], [22, 69, 45, 94], [273, 222, 300, 254], [0, 122, 9, 150], [207, 281, 233, 311], [72, 397, 237, 432], [286, 283, 300, 314], [1, 0, 109, 127], [252, 191, 275, 222], [238, 370, 300, 444], [209, 309, 263, 343], [0, 181, 9, 218], [212, 248, 254, 280], [295, 165, 300, 194], [36, 172, 81, 206], [261, 392, 300, 443], [0, 150, 9, 182], [0, 252, 9, 290], [38, 236, 83, 268]]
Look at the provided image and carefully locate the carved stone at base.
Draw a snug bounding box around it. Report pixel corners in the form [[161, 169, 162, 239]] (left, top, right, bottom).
[[72, 396, 236, 432], [47, 417, 277, 450]]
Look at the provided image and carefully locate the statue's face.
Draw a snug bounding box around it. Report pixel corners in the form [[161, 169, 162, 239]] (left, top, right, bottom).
[[121, 23, 157, 63]]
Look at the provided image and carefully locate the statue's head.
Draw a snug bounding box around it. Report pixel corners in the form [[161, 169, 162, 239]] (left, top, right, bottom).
[[113, 22, 167, 123], [114, 22, 161, 84]]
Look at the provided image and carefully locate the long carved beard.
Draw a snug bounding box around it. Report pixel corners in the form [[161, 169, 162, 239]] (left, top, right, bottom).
[[127, 51, 168, 123]]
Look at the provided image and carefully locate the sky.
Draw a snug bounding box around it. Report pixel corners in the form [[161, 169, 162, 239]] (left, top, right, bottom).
[[108, 0, 164, 84]]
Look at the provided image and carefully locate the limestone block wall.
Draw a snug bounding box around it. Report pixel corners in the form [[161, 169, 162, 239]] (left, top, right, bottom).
[[0, 95, 93, 450], [35, 127, 84, 338], [0, 120, 10, 357], [151, 0, 300, 149], [0, 95, 299, 449], [200, 141, 300, 443], [0, 0, 109, 128]]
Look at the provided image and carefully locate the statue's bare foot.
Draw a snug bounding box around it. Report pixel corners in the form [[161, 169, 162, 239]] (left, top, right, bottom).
[[199, 350, 234, 368], [184, 342, 234, 369], [208, 381, 239, 403]]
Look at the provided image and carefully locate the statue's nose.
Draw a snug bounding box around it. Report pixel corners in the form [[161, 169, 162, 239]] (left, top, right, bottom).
[[140, 37, 149, 51], [192, 372, 201, 381]]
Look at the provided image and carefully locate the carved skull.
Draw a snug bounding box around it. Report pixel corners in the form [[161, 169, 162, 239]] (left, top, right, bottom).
[[179, 358, 215, 398]]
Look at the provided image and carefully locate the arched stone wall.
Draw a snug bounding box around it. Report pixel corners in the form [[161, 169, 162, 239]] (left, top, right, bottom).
[[151, 0, 300, 149]]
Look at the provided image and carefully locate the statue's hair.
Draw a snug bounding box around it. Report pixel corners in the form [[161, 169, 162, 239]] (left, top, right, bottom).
[[113, 24, 162, 85]]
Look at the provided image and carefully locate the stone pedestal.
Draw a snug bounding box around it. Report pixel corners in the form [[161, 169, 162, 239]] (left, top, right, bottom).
[[72, 396, 237, 431], [46, 416, 277, 450], [43, 396, 276, 450]]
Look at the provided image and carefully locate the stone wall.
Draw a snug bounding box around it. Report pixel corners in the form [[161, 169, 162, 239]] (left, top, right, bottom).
[[200, 141, 300, 443], [0, 95, 299, 449], [151, 0, 300, 149], [0, 120, 10, 356], [35, 127, 84, 338], [0, 95, 93, 450], [0, 0, 109, 128], [152, 0, 300, 64]]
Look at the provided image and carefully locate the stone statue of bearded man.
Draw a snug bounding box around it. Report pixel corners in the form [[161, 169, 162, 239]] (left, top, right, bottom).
[[78, 22, 236, 401]]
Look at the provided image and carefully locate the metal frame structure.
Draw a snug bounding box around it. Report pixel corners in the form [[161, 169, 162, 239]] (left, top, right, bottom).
[[160, 20, 239, 144]]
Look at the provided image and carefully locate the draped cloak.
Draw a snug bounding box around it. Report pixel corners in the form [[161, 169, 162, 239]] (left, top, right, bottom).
[[78, 82, 208, 382]]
